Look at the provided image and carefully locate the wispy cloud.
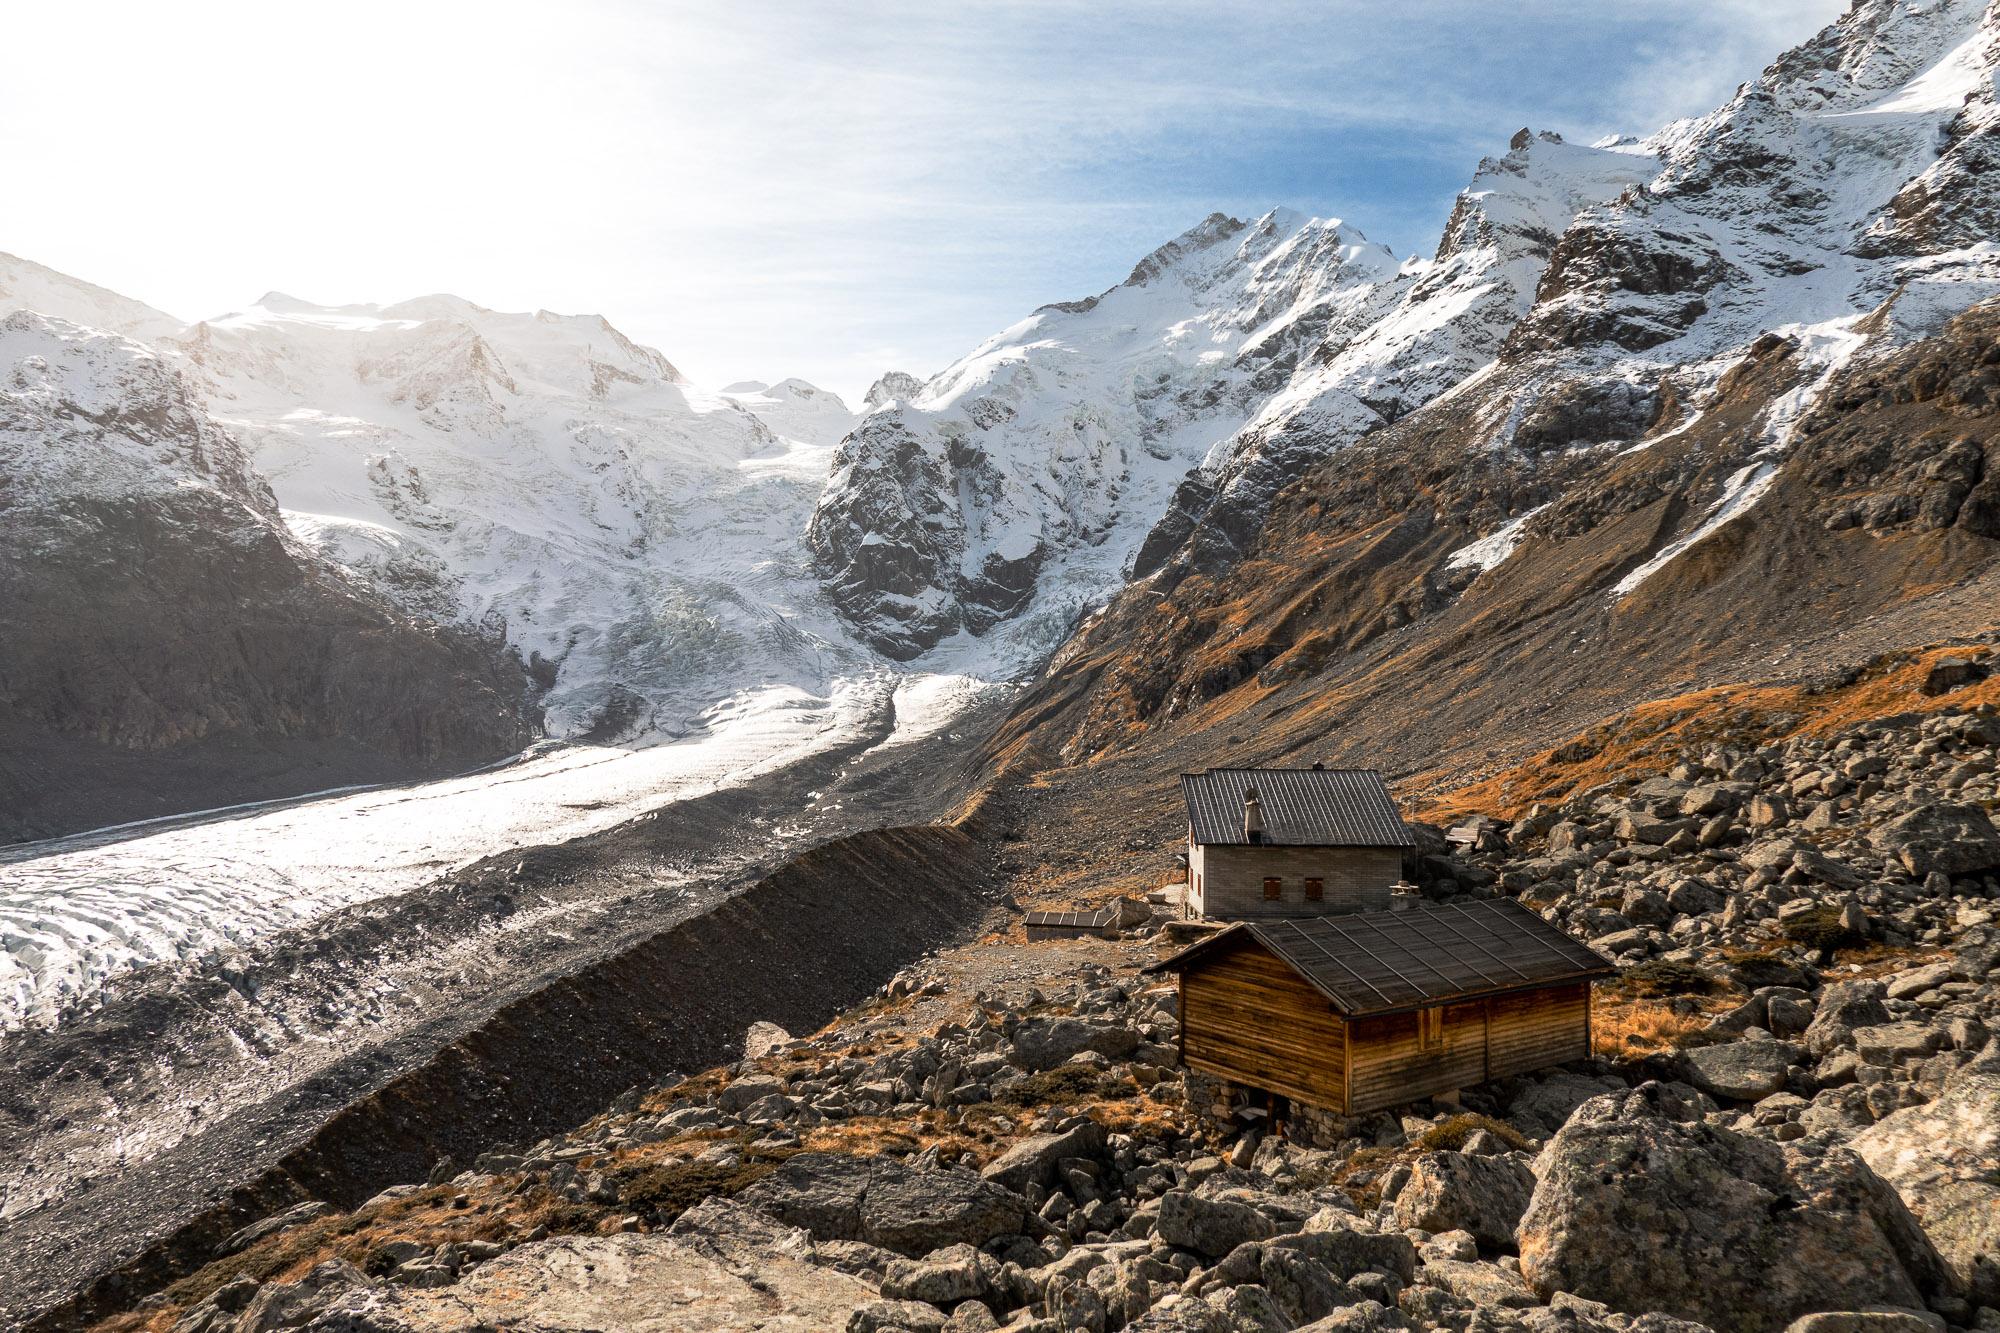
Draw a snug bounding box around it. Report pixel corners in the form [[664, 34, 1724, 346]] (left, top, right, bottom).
[[0, 0, 1845, 399]]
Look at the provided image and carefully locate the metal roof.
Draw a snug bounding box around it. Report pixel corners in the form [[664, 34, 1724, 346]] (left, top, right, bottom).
[[1024, 907, 1117, 929], [1181, 767, 1412, 848], [1144, 899, 1614, 1017]]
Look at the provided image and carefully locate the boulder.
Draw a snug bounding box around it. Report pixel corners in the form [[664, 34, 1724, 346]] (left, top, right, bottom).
[[1868, 804, 2000, 879], [1516, 1083, 1948, 1332], [1783, 1311, 1944, 1333], [1007, 1017, 1140, 1072], [1154, 1189, 1276, 1258], [1849, 1040, 2000, 1306], [880, 1243, 991, 1306], [719, 1073, 789, 1115], [1389, 1151, 1536, 1250], [1881, 962, 1960, 1002], [1804, 981, 1892, 1058], [1269, 1226, 1417, 1283], [1416, 1257, 1537, 1308], [979, 1119, 1107, 1193], [1682, 1038, 1802, 1101], [734, 1152, 1030, 1257], [744, 1021, 794, 1060], [1790, 846, 1864, 891], [1850, 1023, 1945, 1066], [849, 1299, 951, 1332]]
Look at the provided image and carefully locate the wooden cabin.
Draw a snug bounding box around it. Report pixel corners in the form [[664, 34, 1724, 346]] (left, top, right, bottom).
[[1144, 900, 1614, 1117], [1182, 766, 1413, 920]]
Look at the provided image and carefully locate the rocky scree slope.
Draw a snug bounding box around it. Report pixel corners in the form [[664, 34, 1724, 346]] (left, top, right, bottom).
[[984, 287, 2000, 798], [109, 690, 2000, 1332], [0, 313, 536, 842]]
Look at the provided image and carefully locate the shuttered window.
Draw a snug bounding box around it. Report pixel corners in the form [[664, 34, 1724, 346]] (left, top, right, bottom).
[[1262, 877, 1282, 900], [1304, 877, 1324, 902], [1418, 1006, 1444, 1051]]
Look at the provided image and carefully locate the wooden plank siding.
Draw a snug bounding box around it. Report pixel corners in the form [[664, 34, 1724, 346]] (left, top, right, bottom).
[[1345, 999, 1491, 1114], [1170, 932, 1597, 1116], [1180, 937, 1348, 1110], [1485, 983, 1590, 1079]]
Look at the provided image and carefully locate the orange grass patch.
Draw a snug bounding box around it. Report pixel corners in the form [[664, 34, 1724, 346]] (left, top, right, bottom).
[[1411, 638, 1999, 823]]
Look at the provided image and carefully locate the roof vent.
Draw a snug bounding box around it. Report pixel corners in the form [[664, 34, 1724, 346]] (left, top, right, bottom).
[[1243, 787, 1265, 845]]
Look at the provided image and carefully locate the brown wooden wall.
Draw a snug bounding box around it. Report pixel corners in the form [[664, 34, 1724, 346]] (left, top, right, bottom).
[[1176, 944, 1594, 1116], [1180, 936, 1348, 1110], [1346, 999, 1491, 1113], [1191, 843, 1401, 920], [1485, 982, 1590, 1078]]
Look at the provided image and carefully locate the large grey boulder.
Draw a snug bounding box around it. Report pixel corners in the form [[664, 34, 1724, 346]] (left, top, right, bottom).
[[1415, 1257, 1537, 1308], [1850, 1039, 2000, 1306], [733, 1152, 1030, 1256], [980, 1118, 1107, 1193], [1516, 1083, 1949, 1332], [1389, 1151, 1536, 1249], [1682, 1038, 1802, 1101], [1155, 1189, 1277, 1258], [1804, 981, 1892, 1059], [1868, 803, 2000, 878], [718, 1073, 789, 1115], [1006, 1016, 1140, 1072], [879, 1243, 993, 1306]]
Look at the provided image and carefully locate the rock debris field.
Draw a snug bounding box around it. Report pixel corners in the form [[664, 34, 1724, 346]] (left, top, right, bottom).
[[93, 699, 2000, 1333]]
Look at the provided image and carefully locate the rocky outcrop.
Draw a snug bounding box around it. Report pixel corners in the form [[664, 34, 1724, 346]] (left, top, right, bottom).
[[0, 313, 536, 840], [1851, 1040, 2000, 1306], [1517, 1084, 1949, 1331], [1388, 1151, 1536, 1250], [733, 1152, 1032, 1256]]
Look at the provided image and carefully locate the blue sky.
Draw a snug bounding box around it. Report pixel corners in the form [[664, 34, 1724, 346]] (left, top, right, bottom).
[[3, 0, 1844, 401]]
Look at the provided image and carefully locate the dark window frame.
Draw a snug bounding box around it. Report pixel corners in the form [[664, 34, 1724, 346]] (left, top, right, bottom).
[[1262, 876, 1282, 901]]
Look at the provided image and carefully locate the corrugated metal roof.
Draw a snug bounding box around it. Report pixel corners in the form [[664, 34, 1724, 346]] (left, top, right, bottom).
[[1145, 900, 1614, 1016], [1181, 767, 1411, 847], [1024, 907, 1117, 929]]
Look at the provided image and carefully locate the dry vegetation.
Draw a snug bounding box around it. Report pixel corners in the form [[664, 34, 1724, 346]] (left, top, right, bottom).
[[1410, 638, 2000, 823]]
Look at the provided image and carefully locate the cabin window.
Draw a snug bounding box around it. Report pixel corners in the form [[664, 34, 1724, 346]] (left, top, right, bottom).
[[1418, 1006, 1445, 1051], [1262, 877, 1282, 900], [1304, 877, 1324, 902]]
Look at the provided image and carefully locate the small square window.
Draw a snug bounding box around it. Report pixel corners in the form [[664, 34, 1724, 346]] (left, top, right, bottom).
[[1304, 877, 1324, 902], [1262, 877, 1282, 900]]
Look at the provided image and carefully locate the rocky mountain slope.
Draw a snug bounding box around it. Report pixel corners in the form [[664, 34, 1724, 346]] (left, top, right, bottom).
[[970, 0, 2000, 793], [810, 0, 1999, 725], [0, 313, 536, 841]]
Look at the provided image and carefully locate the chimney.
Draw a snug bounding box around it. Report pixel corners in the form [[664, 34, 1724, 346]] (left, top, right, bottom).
[[1243, 786, 1265, 845]]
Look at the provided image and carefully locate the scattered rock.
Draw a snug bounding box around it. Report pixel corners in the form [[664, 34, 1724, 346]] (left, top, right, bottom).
[[1517, 1084, 1949, 1331], [1389, 1151, 1536, 1249]]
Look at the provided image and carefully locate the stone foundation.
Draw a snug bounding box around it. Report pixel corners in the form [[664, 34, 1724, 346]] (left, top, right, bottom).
[[1182, 1070, 1360, 1148]]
